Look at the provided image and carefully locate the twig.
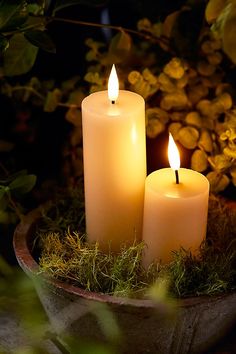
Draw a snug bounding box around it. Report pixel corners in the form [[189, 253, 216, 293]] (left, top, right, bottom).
[[11, 86, 45, 100], [0, 162, 9, 176], [3, 14, 171, 51], [7, 193, 24, 221]]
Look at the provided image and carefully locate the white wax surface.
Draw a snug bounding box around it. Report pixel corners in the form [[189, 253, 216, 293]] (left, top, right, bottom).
[[142, 168, 209, 266], [82, 90, 146, 252]]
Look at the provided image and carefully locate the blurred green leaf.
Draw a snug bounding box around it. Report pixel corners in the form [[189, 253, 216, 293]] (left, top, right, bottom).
[[3, 33, 38, 76], [24, 30, 56, 53], [44, 88, 62, 112], [0, 0, 27, 31], [53, 0, 107, 14], [9, 174, 36, 195], [0, 170, 28, 185], [108, 31, 131, 63], [0, 33, 9, 52]]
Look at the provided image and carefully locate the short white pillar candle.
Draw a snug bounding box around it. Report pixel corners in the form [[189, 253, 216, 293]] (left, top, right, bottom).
[[142, 134, 209, 266]]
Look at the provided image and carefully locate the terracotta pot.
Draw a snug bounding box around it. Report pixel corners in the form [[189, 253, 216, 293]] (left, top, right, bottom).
[[13, 208, 236, 354]]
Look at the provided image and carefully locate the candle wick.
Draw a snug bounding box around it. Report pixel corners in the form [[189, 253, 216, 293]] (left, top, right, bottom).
[[111, 100, 115, 104], [175, 170, 179, 184]]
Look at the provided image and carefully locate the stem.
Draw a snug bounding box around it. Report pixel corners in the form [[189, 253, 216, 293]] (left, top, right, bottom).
[[11, 86, 45, 100], [44, 331, 70, 354], [0, 162, 9, 176], [45, 15, 171, 48], [7, 193, 24, 221], [3, 14, 173, 52]]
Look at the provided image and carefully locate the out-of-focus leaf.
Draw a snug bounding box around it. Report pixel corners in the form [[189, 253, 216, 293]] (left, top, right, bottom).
[[191, 149, 208, 172], [208, 154, 232, 172], [108, 31, 131, 63], [205, 0, 227, 24], [53, 0, 107, 14], [24, 30, 56, 53], [0, 0, 26, 31], [168, 122, 182, 140], [0, 170, 28, 186], [198, 129, 213, 152], [0, 33, 9, 52], [3, 33, 38, 76], [146, 119, 165, 138], [206, 171, 230, 193], [9, 174, 36, 195], [44, 88, 62, 112], [65, 107, 82, 128], [0, 210, 12, 224], [223, 146, 236, 158], [222, 7, 236, 63], [178, 126, 199, 149], [162, 10, 180, 40], [230, 166, 236, 186]]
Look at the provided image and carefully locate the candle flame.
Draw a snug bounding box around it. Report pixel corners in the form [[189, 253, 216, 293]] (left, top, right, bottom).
[[108, 64, 119, 103], [168, 133, 180, 170]]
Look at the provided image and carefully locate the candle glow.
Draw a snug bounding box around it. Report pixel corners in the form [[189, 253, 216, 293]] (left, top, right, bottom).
[[168, 133, 180, 170], [108, 64, 119, 103]]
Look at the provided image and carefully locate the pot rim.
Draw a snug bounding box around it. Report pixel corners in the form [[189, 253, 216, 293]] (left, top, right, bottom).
[[13, 205, 236, 309]]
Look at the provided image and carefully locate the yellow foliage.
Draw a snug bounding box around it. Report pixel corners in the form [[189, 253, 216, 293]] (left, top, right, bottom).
[[198, 129, 214, 152], [185, 112, 202, 128], [205, 0, 228, 24], [206, 171, 230, 193], [163, 58, 185, 79], [178, 126, 199, 149], [197, 61, 216, 76], [191, 149, 208, 172], [158, 73, 176, 93], [168, 122, 182, 140], [160, 91, 189, 111]]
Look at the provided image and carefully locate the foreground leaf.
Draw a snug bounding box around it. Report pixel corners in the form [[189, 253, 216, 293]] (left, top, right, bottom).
[[3, 33, 38, 76], [9, 174, 36, 195], [0, 0, 26, 30], [24, 30, 56, 53], [108, 31, 131, 63]]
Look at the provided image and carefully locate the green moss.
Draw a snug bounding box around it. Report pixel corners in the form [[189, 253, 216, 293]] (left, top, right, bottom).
[[38, 192, 236, 299]]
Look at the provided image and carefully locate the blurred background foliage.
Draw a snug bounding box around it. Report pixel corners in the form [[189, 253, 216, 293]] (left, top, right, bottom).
[[0, 1, 235, 232]]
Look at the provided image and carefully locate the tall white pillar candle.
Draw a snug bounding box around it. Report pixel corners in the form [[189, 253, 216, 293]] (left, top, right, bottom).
[[142, 134, 209, 266], [82, 66, 146, 252]]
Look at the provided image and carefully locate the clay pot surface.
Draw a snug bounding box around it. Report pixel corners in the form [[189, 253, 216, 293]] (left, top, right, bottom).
[[13, 208, 236, 354]]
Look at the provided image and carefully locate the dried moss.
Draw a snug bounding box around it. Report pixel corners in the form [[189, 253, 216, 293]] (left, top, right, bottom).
[[38, 192, 236, 299]]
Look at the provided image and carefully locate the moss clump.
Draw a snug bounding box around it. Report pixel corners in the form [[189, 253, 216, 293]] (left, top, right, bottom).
[[39, 231, 153, 297], [38, 192, 236, 298]]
